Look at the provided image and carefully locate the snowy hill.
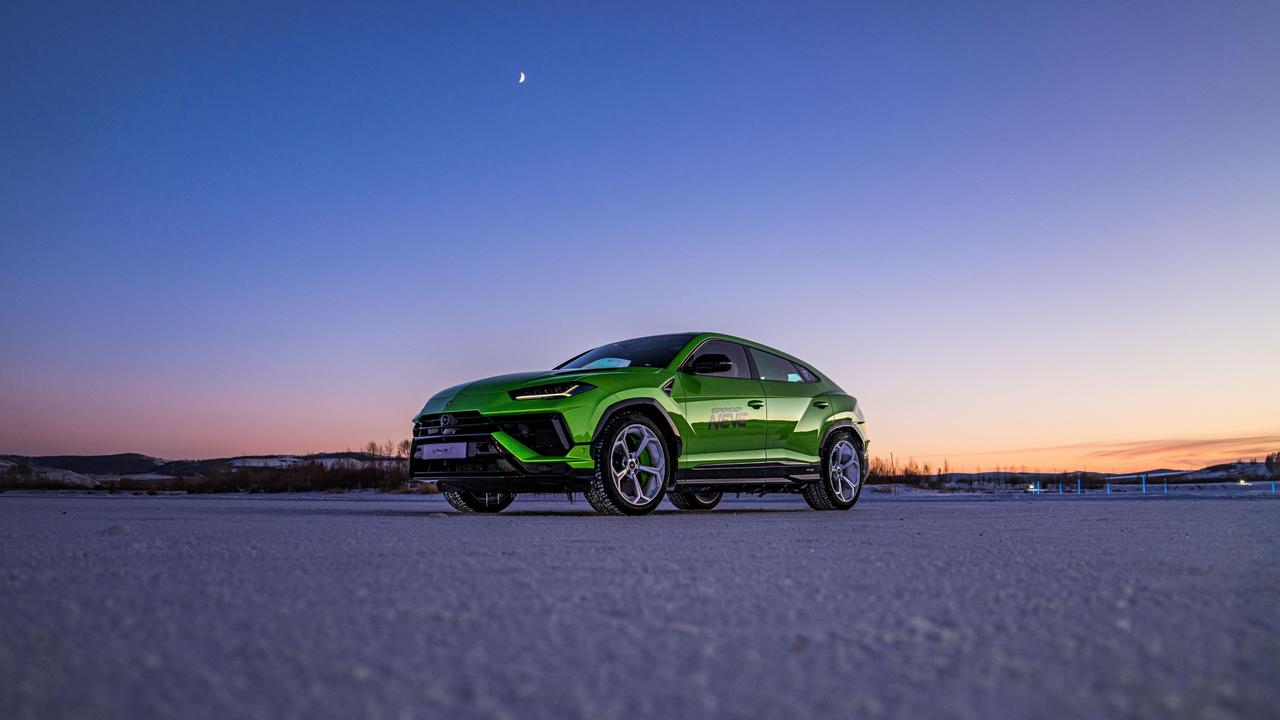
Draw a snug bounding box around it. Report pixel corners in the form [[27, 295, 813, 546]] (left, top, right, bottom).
[[0, 451, 403, 489], [0, 453, 163, 475]]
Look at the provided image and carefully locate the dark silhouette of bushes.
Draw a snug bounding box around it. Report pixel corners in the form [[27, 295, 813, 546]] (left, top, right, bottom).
[[0, 454, 423, 494], [138, 461, 410, 494], [866, 455, 1111, 491]]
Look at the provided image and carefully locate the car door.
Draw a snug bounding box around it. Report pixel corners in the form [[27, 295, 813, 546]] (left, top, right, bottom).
[[671, 339, 768, 471], [747, 347, 824, 471]]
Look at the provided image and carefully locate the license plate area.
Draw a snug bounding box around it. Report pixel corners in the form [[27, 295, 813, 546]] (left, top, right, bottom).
[[416, 442, 468, 460]]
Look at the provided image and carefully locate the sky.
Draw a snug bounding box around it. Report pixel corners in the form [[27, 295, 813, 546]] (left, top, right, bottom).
[[2, 1, 1277, 472]]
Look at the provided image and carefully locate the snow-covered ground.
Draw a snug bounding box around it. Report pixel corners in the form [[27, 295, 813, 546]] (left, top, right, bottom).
[[0, 493, 1275, 720], [868, 479, 1280, 499]]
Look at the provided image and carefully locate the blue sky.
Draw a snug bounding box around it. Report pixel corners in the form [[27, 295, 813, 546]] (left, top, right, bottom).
[[2, 2, 1277, 469]]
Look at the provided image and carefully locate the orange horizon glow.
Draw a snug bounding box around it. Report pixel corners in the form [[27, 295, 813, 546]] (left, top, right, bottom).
[[875, 432, 1280, 475], [1, 392, 1274, 475]]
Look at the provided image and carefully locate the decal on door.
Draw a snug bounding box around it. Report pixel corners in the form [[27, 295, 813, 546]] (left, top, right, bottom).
[[708, 407, 748, 429]]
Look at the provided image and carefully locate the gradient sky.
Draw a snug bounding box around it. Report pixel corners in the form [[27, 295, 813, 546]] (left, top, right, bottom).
[[2, 2, 1277, 471]]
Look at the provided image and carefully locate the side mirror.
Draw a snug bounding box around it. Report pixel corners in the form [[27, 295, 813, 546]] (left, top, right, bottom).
[[689, 353, 733, 375]]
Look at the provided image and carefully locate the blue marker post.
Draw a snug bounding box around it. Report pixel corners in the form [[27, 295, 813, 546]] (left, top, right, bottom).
[[1272, 480, 1275, 495], [1164, 481, 1168, 495], [1058, 481, 1063, 495], [1107, 482, 1111, 495], [1142, 473, 1147, 495], [1077, 477, 1081, 496]]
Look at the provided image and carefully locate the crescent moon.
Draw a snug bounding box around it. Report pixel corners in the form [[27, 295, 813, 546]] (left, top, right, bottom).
[[518, 72, 526, 84]]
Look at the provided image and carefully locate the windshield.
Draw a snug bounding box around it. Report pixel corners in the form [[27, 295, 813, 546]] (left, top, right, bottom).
[[556, 333, 696, 370]]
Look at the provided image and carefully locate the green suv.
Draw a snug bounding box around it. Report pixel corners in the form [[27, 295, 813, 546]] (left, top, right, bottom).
[[410, 333, 868, 515]]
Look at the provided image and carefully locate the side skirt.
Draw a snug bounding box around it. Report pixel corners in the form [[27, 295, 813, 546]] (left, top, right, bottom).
[[672, 462, 821, 494], [673, 482, 809, 496]]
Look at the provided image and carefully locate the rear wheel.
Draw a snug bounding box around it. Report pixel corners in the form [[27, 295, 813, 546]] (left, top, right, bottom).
[[803, 432, 863, 511], [442, 489, 515, 514], [585, 413, 669, 516], [668, 490, 722, 511]]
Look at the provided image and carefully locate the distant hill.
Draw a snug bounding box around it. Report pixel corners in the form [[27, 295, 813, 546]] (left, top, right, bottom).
[[0, 450, 410, 493], [0, 451, 399, 478], [0, 453, 162, 475]]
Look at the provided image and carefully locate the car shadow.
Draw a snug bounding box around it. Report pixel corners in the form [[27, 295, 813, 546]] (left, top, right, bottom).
[[220, 505, 811, 519], [466, 506, 814, 517]]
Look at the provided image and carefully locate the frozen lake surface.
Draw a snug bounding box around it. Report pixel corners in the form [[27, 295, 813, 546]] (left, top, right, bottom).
[[1, 492, 1277, 719]]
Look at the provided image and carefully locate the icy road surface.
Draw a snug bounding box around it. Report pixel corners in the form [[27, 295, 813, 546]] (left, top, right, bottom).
[[1, 493, 1277, 720]]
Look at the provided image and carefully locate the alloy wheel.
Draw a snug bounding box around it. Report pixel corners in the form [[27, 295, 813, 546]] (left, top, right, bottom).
[[829, 439, 861, 503], [610, 424, 666, 506]]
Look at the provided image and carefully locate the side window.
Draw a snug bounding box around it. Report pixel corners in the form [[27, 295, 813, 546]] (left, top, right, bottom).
[[749, 348, 809, 383], [683, 340, 753, 379]]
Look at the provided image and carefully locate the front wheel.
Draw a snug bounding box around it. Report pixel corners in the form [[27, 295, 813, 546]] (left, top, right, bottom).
[[668, 490, 722, 511], [803, 432, 863, 511], [585, 413, 670, 516], [442, 489, 515, 514]]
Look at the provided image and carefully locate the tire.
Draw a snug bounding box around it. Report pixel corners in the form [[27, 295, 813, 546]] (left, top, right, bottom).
[[442, 489, 515, 514], [668, 490, 722, 511], [803, 431, 864, 511], [585, 412, 670, 516]]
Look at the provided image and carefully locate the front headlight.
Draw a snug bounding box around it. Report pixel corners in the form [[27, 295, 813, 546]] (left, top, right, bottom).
[[509, 382, 595, 401]]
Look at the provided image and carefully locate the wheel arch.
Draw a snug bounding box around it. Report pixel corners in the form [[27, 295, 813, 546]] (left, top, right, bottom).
[[591, 398, 683, 460], [817, 391, 867, 453], [821, 419, 868, 456]]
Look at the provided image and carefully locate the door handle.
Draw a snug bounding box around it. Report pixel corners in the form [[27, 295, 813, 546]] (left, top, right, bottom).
[[813, 400, 830, 409], [747, 400, 765, 409]]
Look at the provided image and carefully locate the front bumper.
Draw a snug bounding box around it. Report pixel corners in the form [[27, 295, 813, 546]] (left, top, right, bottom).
[[409, 411, 594, 493]]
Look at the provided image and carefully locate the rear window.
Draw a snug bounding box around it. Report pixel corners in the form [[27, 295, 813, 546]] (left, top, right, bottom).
[[749, 348, 817, 383]]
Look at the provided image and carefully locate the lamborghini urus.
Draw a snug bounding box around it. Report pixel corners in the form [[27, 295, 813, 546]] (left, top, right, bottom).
[[410, 333, 868, 515]]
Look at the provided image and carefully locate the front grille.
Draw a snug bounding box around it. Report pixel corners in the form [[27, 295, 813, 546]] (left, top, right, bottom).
[[413, 412, 570, 457], [414, 412, 497, 440]]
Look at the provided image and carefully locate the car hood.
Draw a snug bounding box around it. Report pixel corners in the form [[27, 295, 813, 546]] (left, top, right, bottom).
[[416, 367, 663, 417]]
